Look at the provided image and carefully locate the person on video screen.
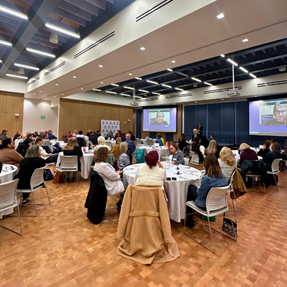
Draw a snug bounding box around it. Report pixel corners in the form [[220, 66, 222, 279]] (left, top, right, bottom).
[[264, 103, 287, 126], [150, 111, 169, 126]]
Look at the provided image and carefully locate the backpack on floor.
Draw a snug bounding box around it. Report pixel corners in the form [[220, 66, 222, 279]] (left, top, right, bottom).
[[136, 149, 145, 163]]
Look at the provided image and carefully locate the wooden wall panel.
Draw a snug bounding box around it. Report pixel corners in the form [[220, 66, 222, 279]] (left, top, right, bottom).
[[0, 92, 24, 139], [59, 99, 135, 139]]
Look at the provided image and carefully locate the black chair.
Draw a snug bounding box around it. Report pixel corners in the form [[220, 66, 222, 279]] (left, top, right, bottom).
[[77, 137, 86, 147], [16, 142, 27, 157]]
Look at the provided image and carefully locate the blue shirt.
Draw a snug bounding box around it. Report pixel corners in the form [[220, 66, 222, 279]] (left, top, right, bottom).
[[195, 174, 228, 208], [48, 133, 57, 140], [125, 139, 136, 154]]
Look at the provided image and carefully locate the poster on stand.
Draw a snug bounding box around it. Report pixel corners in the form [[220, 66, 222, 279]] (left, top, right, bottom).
[[101, 120, 120, 138]]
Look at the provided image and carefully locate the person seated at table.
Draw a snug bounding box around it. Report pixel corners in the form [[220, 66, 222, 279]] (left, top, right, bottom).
[[121, 133, 126, 142], [39, 130, 45, 137], [168, 142, 185, 165], [125, 134, 136, 154], [67, 130, 73, 139], [135, 150, 165, 187], [205, 139, 219, 158], [76, 131, 87, 147], [191, 139, 204, 164], [24, 133, 33, 149], [191, 129, 199, 141], [13, 130, 23, 141], [0, 130, 8, 141], [263, 142, 282, 171], [94, 136, 111, 152], [218, 147, 237, 181], [111, 137, 122, 160], [107, 130, 113, 138], [42, 133, 62, 154], [15, 145, 45, 207], [156, 134, 166, 146], [48, 130, 57, 140], [33, 131, 40, 138], [93, 147, 124, 195], [239, 143, 258, 165], [62, 137, 83, 182], [86, 129, 92, 137], [185, 155, 228, 227], [0, 138, 23, 168], [178, 133, 188, 151], [194, 137, 205, 155], [201, 136, 209, 149], [257, 140, 271, 158], [210, 135, 215, 141], [118, 142, 130, 170], [36, 137, 58, 164]]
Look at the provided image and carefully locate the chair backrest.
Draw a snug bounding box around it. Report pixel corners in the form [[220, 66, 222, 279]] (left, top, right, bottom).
[[206, 186, 230, 215], [105, 141, 112, 148], [190, 151, 199, 164], [30, 167, 46, 191], [271, 159, 281, 173], [146, 140, 153, 146], [61, 156, 78, 171], [0, 179, 19, 211], [229, 170, 236, 191]]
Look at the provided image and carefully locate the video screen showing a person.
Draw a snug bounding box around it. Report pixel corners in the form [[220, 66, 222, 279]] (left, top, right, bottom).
[[149, 110, 170, 126], [260, 102, 287, 126]]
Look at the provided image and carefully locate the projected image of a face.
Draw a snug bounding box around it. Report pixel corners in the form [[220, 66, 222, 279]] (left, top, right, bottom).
[[274, 105, 287, 123], [156, 112, 164, 124]]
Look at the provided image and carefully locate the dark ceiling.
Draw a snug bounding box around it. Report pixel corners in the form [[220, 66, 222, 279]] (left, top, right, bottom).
[[97, 38, 287, 98], [0, 0, 135, 78]]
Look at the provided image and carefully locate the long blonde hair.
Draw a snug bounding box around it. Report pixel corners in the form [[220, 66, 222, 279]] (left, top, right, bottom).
[[239, 143, 250, 151], [63, 138, 78, 150], [206, 140, 217, 155], [97, 136, 105, 145], [116, 137, 122, 145], [219, 147, 236, 166], [118, 142, 128, 156]]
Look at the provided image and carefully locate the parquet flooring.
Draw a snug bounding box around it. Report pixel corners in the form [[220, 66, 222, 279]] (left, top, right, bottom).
[[1, 167, 287, 287]]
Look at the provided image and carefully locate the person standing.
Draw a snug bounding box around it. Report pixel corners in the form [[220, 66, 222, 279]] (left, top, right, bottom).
[[197, 123, 203, 137]]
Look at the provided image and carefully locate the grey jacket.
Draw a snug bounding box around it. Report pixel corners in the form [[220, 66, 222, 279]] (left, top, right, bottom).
[[171, 150, 185, 165]]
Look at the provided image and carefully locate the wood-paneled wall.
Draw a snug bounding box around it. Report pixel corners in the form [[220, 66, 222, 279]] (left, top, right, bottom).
[[0, 92, 24, 138], [59, 99, 135, 139]]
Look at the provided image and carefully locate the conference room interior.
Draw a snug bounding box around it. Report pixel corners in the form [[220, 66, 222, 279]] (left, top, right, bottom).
[[1, 0, 287, 286]]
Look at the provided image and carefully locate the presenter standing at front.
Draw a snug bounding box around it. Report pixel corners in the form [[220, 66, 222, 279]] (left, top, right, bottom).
[[197, 123, 203, 137]]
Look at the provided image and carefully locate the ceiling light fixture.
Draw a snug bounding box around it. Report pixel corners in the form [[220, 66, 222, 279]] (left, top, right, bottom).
[[121, 93, 131, 97], [0, 39, 12, 47], [62, 93, 64, 95], [217, 13, 224, 19], [26, 47, 55, 58], [171, 60, 176, 63], [242, 38, 248, 43], [54, 96, 56, 98], [249, 73, 257, 79], [39, 91, 42, 93], [0, 59, 2, 63], [101, 82, 104, 84], [14, 63, 39, 71], [123, 86, 135, 90], [81, 88, 83, 90], [49, 32, 58, 44], [140, 47, 145, 50], [191, 77, 202, 82], [106, 91, 117, 94], [56, 83, 59, 86], [167, 68, 173, 72], [227, 58, 238, 66], [93, 89, 101, 92], [111, 83, 119, 87], [6, 74, 28, 80], [73, 76, 77, 78], [0, 4, 28, 20], [99, 65, 103, 68], [129, 73, 132, 76], [135, 77, 142, 80], [138, 89, 149, 93], [146, 80, 158, 85], [204, 82, 212, 86], [175, 88, 184, 91], [162, 84, 172, 88], [239, 67, 249, 73], [220, 54, 225, 58], [152, 92, 161, 95], [45, 23, 80, 38]]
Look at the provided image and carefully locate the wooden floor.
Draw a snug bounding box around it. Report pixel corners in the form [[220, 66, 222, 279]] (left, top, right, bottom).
[[1, 167, 287, 287]]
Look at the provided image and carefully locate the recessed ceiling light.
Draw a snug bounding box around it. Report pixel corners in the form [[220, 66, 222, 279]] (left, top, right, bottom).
[[249, 73, 257, 79], [106, 91, 117, 94], [222, 99, 224, 101], [33, 93, 35, 95], [73, 76, 77, 78], [191, 77, 202, 82], [93, 89, 101, 92], [14, 63, 39, 70], [56, 83, 59, 86], [26, 47, 55, 58], [204, 82, 212, 86], [0, 4, 28, 20], [220, 54, 225, 58], [81, 88, 83, 90], [54, 96, 56, 98], [45, 23, 80, 39], [138, 89, 149, 93], [99, 65, 103, 68], [123, 86, 135, 90], [217, 13, 224, 19], [146, 80, 158, 85], [227, 58, 238, 66], [242, 38, 248, 43], [167, 68, 173, 72], [129, 73, 132, 76], [111, 83, 119, 87], [6, 74, 28, 79], [162, 84, 172, 88], [140, 47, 145, 50], [171, 60, 176, 63], [62, 93, 64, 95], [135, 77, 142, 80], [39, 91, 42, 93], [239, 67, 249, 73], [101, 82, 104, 84]]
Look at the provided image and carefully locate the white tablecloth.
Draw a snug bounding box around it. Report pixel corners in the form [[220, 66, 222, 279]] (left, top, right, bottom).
[[124, 163, 202, 222], [0, 164, 18, 219], [140, 139, 157, 145], [138, 145, 169, 160], [105, 140, 116, 148]]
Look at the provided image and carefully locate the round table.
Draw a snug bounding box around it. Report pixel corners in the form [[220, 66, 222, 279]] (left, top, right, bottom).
[[123, 163, 202, 222], [140, 139, 157, 145], [0, 164, 18, 219], [138, 145, 169, 160]]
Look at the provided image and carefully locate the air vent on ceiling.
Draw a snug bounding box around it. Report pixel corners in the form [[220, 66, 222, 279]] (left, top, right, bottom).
[[136, 0, 174, 22], [165, 92, 192, 99], [257, 80, 287, 88], [74, 31, 115, 59], [139, 97, 159, 102], [44, 61, 66, 76], [204, 86, 242, 95], [27, 77, 40, 86]]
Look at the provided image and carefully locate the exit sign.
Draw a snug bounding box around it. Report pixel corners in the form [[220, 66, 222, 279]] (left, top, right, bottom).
[[41, 116, 45, 119]]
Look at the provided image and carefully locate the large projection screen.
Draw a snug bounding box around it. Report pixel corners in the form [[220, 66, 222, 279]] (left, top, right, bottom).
[[143, 108, 177, 133], [249, 98, 287, 136]]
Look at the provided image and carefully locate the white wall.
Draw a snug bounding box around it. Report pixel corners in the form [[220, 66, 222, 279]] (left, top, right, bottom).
[[23, 99, 59, 138], [0, 77, 27, 94]]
